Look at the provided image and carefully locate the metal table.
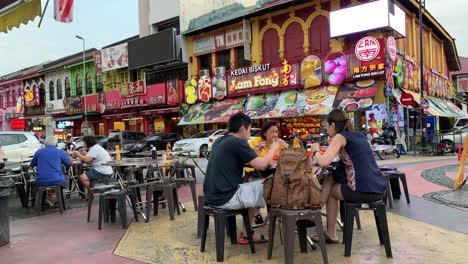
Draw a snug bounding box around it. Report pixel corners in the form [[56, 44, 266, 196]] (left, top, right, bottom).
[[103, 157, 185, 222]]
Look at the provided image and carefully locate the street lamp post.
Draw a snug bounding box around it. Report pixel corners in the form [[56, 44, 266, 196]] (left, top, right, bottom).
[[75, 35, 89, 136], [419, 0, 426, 143]]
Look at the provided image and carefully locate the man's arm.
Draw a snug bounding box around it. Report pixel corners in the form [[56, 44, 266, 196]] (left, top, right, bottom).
[[249, 140, 281, 171], [73, 151, 93, 163], [30, 152, 38, 167], [61, 150, 72, 167]]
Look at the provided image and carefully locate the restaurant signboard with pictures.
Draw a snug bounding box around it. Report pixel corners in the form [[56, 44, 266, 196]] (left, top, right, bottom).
[[334, 80, 383, 113], [227, 60, 298, 95], [349, 37, 385, 80], [101, 43, 129, 72], [64, 96, 82, 114]]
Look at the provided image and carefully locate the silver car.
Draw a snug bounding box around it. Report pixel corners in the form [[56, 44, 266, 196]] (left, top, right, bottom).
[[439, 125, 468, 153], [0, 131, 43, 162]]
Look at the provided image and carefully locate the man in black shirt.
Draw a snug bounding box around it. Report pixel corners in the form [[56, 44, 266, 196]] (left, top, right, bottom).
[[203, 112, 284, 243]]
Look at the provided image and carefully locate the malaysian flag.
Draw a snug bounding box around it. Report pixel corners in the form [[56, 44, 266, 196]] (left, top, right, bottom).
[[54, 0, 74, 23]]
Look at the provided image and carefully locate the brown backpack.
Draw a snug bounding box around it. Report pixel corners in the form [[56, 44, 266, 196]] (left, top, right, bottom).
[[263, 141, 322, 209]]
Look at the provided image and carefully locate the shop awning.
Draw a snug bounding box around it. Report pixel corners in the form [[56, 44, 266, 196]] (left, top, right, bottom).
[[243, 93, 280, 119], [333, 80, 382, 113], [403, 90, 451, 117], [429, 97, 468, 118], [52, 115, 83, 121], [0, 0, 41, 33], [271, 87, 337, 118], [178, 98, 246, 125]]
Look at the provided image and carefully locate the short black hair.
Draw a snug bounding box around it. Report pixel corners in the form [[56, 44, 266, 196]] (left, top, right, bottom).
[[228, 112, 252, 133], [82, 136, 97, 147]]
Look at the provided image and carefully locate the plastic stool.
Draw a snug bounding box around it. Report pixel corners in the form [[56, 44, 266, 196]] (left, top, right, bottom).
[[343, 200, 392, 257], [200, 206, 255, 262], [33, 185, 65, 216], [98, 190, 128, 229], [268, 208, 328, 264]]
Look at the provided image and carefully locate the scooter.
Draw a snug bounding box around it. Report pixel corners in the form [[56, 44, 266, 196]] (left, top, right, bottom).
[[371, 133, 400, 160]]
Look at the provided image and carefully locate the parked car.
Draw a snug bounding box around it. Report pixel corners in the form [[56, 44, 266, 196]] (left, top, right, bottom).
[[248, 128, 261, 144], [0, 147, 5, 170], [173, 129, 226, 157], [453, 118, 468, 130], [439, 125, 468, 153], [127, 133, 183, 153], [98, 137, 109, 149], [106, 130, 146, 150], [74, 136, 105, 150], [0, 131, 42, 162]]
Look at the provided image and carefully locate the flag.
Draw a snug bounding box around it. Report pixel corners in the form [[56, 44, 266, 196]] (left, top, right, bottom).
[[54, 0, 74, 23]]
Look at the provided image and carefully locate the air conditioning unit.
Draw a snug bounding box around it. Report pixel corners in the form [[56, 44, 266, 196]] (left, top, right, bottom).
[[199, 69, 210, 77], [215, 66, 226, 75], [47, 103, 54, 109]]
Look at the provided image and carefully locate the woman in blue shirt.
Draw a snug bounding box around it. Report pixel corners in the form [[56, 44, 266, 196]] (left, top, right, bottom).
[[311, 109, 386, 243]]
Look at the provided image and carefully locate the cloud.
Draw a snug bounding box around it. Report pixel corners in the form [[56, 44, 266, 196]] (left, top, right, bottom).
[[426, 0, 468, 57]]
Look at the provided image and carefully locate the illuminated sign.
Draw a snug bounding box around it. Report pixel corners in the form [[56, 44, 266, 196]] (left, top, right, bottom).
[[11, 118, 25, 129], [33, 127, 43, 131], [228, 61, 298, 94], [230, 64, 271, 77], [57, 121, 74, 128]]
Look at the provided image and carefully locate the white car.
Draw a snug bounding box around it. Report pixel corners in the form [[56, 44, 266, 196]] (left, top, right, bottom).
[[439, 125, 468, 153], [173, 129, 226, 157], [0, 131, 42, 162]]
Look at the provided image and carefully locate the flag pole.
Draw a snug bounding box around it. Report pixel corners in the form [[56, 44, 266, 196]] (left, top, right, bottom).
[[38, 0, 50, 28]]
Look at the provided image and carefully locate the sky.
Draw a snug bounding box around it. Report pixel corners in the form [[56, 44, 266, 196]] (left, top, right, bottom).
[[0, 0, 139, 76], [0, 0, 466, 76]]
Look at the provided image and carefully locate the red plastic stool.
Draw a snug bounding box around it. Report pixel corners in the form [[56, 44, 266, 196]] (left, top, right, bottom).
[[458, 145, 464, 161]]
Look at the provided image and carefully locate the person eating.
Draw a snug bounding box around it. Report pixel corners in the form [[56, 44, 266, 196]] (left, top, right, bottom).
[[247, 120, 289, 224], [310, 109, 387, 243]]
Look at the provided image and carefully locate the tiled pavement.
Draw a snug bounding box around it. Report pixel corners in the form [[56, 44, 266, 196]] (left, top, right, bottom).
[[1, 155, 468, 263]]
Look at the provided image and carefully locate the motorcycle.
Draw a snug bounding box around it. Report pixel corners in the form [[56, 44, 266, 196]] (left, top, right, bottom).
[[370, 123, 400, 160]]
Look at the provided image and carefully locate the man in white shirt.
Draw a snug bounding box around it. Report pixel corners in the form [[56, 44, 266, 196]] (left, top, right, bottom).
[[73, 136, 113, 188]]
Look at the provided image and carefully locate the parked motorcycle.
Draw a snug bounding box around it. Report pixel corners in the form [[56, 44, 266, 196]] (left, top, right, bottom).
[[370, 123, 400, 160]]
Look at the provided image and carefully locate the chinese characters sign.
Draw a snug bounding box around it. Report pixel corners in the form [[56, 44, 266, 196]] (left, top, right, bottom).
[[355, 36, 380, 61], [123, 80, 146, 97], [349, 38, 385, 80], [93, 50, 103, 74]]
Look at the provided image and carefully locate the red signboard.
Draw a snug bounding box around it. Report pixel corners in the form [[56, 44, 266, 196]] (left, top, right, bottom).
[[123, 80, 146, 97], [11, 118, 25, 129], [400, 93, 414, 106], [458, 77, 468, 93], [82, 94, 102, 113], [93, 51, 103, 74], [146, 83, 166, 105], [104, 91, 122, 110], [349, 38, 385, 80]]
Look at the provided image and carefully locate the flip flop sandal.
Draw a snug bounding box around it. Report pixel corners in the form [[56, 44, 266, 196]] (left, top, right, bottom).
[[311, 233, 340, 244], [238, 232, 269, 244]]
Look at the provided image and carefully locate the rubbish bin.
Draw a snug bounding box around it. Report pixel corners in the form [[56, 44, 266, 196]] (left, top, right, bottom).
[[0, 178, 15, 247]]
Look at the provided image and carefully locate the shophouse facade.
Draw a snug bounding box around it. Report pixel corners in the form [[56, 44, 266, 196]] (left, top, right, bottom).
[[0, 70, 24, 131], [179, 0, 462, 142]]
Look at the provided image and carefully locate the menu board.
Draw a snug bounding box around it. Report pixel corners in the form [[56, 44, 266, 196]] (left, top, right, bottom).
[[243, 93, 279, 119], [178, 98, 245, 125], [334, 80, 380, 113]]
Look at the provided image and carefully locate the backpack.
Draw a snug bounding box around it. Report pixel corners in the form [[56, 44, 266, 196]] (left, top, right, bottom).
[[263, 140, 322, 209]]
